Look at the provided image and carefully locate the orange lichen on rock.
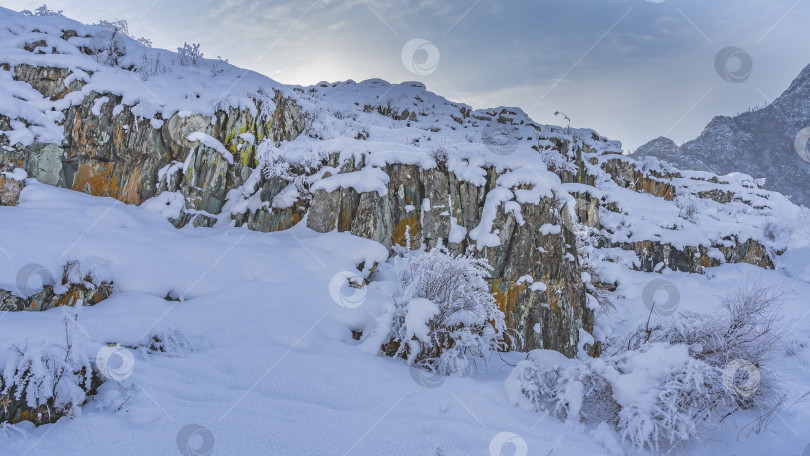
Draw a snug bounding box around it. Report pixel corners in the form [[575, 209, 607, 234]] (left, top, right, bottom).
[[392, 214, 420, 247]]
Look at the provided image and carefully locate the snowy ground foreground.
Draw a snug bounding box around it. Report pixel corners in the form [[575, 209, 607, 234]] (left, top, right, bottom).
[[0, 183, 808, 456]]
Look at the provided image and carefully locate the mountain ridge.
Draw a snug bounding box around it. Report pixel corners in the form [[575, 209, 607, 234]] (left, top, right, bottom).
[[634, 63, 810, 206]]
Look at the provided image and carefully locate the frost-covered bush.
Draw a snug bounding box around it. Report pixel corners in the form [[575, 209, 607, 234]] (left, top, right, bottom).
[[177, 42, 204, 67], [21, 4, 62, 17], [506, 350, 619, 425], [137, 49, 168, 81], [0, 309, 99, 425], [258, 142, 312, 195], [93, 19, 151, 47], [675, 194, 698, 221], [506, 284, 787, 452], [95, 29, 126, 67], [382, 241, 507, 376]]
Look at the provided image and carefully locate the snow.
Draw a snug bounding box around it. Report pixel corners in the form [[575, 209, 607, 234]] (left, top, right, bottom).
[[310, 167, 390, 196], [403, 298, 439, 343], [0, 182, 619, 455], [2, 167, 27, 180], [0, 6, 809, 456], [186, 132, 234, 165]]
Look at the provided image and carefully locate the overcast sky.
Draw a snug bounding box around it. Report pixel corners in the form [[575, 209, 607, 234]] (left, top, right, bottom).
[[7, 0, 810, 150]]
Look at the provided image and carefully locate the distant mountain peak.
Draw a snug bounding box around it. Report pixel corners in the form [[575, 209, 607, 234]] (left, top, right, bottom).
[[633, 64, 810, 206]]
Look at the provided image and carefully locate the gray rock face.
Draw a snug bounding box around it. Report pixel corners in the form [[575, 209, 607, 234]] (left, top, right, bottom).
[[5, 62, 306, 218], [634, 64, 810, 206], [301, 161, 590, 356], [12, 64, 85, 101]]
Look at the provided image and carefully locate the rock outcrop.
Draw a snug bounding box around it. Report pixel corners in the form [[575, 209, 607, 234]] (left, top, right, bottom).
[[0, 20, 779, 360], [0, 281, 113, 312], [303, 162, 590, 355]]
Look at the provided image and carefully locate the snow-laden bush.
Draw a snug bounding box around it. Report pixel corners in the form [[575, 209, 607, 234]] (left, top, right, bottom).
[[95, 28, 126, 67], [506, 284, 787, 452], [177, 42, 203, 67], [21, 4, 62, 17], [506, 350, 619, 425], [94, 19, 151, 47], [0, 308, 99, 425], [381, 241, 507, 376], [258, 142, 312, 196], [137, 49, 168, 81]]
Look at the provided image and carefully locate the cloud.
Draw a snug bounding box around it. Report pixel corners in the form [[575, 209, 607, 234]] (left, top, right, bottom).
[[8, 0, 810, 150]]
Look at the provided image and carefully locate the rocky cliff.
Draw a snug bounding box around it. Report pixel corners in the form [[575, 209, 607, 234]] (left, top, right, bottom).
[[0, 10, 785, 362]]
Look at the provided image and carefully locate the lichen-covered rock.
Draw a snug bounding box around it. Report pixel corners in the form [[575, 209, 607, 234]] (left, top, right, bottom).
[[300, 160, 591, 356], [0, 173, 24, 205], [607, 238, 773, 274], [12, 64, 85, 101], [0, 85, 307, 210], [0, 281, 114, 312], [0, 369, 102, 426], [601, 157, 677, 200]]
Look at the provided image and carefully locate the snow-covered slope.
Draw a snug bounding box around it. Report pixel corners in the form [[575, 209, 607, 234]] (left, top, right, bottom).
[[1, 7, 809, 456], [634, 64, 810, 207]]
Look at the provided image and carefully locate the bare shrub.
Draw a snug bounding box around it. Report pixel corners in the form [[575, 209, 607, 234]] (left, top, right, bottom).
[[96, 28, 126, 67], [21, 4, 62, 17], [177, 42, 203, 67], [762, 218, 782, 241], [137, 49, 168, 81], [675, 194, 698, 221]]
